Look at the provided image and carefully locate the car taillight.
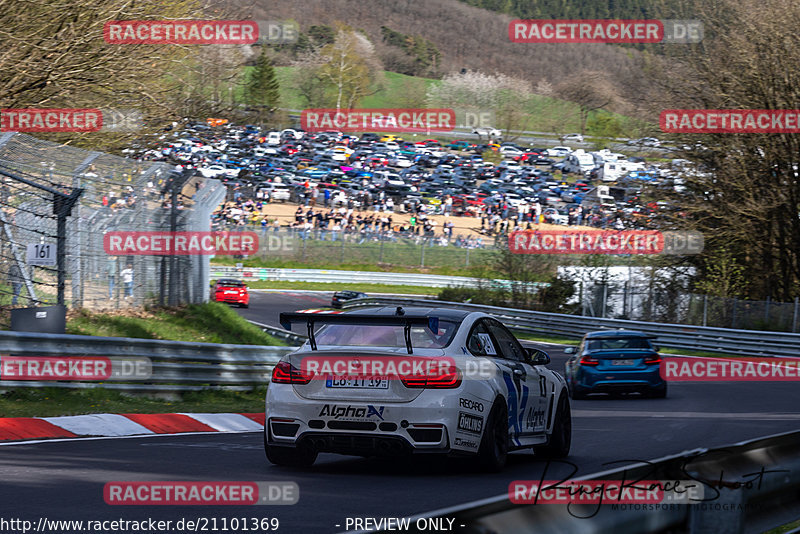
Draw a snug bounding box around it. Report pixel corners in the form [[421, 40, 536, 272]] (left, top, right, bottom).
[[400, 367, 462, 389], [644, 354, 662, 365], [579, 356, 600, 366], [271, 361, 313, 384]]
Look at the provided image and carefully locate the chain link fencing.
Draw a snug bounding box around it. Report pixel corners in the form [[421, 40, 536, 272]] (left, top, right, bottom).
[[0, 132, 226, 326]]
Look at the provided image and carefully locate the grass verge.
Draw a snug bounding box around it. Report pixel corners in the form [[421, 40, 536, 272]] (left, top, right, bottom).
[[246, 281, 439, 295], [0, 387, 267, 418], [66, 302, 285, 345]]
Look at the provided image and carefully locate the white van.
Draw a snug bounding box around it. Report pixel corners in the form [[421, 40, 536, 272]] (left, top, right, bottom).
[[581, 186, 617, 211], [598, 160, 646, 182], [266, 131, 282, 145], [562, 150, 596, 175]]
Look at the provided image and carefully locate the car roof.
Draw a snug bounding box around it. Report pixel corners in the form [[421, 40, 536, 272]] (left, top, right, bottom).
[[584, 330, 654, 339]]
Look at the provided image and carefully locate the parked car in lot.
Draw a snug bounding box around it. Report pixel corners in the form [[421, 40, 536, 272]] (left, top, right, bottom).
[[564, 330, 666, 399], [562, 133, 584, 142], [211, 278, 250, 308], [259, 183, 291, 202], [627, 137, 661, 148], [330, 290, 368, 308]]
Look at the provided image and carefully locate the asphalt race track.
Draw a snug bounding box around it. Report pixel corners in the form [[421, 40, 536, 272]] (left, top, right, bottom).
[[3, 291, 800, 533]]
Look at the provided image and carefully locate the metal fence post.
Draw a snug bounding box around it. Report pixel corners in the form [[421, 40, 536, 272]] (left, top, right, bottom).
[[465, 247, 470, 268], [764, 295, 771, 325], [421, 240, 426, 267], [703, 294, 708, 327], [793, 297, 799, 333], [601, 283, 607, 318]]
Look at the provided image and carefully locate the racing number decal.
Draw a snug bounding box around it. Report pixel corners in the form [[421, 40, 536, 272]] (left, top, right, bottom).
[[501, 365, 529, 446], [477, 333, 496, 355]]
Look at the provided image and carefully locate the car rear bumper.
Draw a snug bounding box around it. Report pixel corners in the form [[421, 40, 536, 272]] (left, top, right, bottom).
[[576, 367, 664, 392]]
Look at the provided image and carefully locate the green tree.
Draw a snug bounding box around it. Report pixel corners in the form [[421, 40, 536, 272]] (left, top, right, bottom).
[[244, 48, 281, 123], [318, 27, 375, 109]]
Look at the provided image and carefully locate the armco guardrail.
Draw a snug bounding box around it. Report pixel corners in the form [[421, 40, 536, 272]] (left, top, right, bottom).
[[0, 330, 292, 391], [249, 320, 307, 345], [210, 266, 530, 289], [342, 297, 800, 357], [361, 429, 800, 534]]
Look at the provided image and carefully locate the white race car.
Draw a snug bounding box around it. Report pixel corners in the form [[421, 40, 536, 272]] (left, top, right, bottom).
[[264, 306, 571, 470]]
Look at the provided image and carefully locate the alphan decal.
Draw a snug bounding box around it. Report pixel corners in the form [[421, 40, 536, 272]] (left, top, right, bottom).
[[526, 407, 546, 429], [319, 404, 385, 420]]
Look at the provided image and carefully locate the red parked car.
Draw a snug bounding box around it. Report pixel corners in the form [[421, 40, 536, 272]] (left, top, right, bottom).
[[212, 278, 250, 308]]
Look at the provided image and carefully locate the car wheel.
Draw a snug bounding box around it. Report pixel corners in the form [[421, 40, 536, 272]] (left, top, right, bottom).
[[477, 400, 508, 472], [534, 393, 571, 458], [264, 426, 317, 467], [648, 383, 667, 398], [242, 303, 249, 308]]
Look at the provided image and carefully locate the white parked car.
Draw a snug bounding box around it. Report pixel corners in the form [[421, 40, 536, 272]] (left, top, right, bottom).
[[261, 183, 291, 202], [473, 127, 502, 138], [546, 146, 572, 158], [562, 133, 584, 142], [199, 164, 238, 178], [499, 146, 524, 156], [266, 307, 571, 470], [266, 132, 282, 145]]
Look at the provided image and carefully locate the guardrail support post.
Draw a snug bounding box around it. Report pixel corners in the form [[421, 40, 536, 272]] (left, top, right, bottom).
[[703, 294, 708, 326], [793, 297, 799, 333]]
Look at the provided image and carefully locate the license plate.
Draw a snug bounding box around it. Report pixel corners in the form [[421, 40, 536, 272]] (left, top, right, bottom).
[[224, 290, 237, 294], [611, 359, 635, 366], [326, 376, 389, 389]]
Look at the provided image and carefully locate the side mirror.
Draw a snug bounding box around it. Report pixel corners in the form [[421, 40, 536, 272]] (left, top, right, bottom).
[[526, 348, 550, 366], [564, 346, 577, 354]]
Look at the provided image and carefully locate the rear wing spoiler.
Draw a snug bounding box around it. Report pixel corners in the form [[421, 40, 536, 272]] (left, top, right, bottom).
[[279, 312, 439, 354]]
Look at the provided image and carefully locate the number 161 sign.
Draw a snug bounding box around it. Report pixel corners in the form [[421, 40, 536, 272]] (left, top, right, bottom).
[[26, 243, 56, 266]]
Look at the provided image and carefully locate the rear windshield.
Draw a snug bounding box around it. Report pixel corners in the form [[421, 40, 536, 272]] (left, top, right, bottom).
[[314, 320, 458, 349], [588, 338, 653, 350], [217, 280, 245, 287]]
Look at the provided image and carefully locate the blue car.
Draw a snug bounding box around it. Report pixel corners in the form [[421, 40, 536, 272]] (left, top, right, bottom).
[[564, 330, 666, 399]]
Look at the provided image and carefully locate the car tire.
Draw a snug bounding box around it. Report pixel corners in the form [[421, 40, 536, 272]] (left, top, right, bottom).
[[648, 383, 667, 398], [477, 400, 508, 472], [264, 426, 317, 467], [534, 393, 571, 458], [242, 303, 249, 308]]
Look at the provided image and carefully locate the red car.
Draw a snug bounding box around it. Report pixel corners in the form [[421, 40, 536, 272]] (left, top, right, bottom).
[[212, 278, 250, 308]]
